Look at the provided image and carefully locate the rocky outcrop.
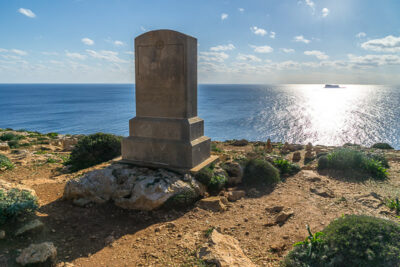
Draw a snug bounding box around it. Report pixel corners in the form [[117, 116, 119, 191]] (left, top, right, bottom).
[[197, 196, 227, 212], [15, 219, 44, 236], [198, 229, 257, 267], [16, 242, 57, 267], [0, 179, 36, 197], [63, 164, 205, 210]]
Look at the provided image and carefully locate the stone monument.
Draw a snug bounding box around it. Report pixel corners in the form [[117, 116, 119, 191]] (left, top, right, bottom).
[[122, 29, 214, 171]]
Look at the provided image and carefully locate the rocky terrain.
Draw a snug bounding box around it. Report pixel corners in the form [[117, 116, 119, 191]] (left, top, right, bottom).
[[1, 129, 400, 266]]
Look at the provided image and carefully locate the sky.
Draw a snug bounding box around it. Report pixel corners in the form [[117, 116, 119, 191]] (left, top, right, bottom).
[[1, 0, 400, 84]]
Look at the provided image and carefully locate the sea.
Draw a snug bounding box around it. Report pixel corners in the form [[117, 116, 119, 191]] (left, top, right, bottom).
[[1, 84, 400, 149]]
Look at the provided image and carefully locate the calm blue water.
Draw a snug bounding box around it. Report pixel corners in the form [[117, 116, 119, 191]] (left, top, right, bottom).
[[1, 84, 400, 148]]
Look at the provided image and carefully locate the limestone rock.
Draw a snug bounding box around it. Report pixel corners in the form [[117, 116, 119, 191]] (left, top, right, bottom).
[[0, 230, 5, 239], [61, 137, 79, 151], [63, 164, 204, 211], [0, 142, 10, 152], [198, 229, 256, 267], [275, 211, 294, 225], [15, 219, 44, 236], [226, 190, 245, 202], [292, 151, 301, 162], [310, 187, 334, 198], [0, 179, 36, 197], [16, 242, 57, 267], [197, 196, 227, 212]]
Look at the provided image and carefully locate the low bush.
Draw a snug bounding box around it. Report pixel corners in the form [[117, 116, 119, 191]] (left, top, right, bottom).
[[243, 159, 280, 185], [46, 132, 59, 138], [0, 189, 38, 224], [207, 175, 227, 193], [282, 215, 400, 267], [7, 140, 20, 149], [0, 133, 25, 142], [195, 167, 214, 185], [66, 133, 122, 171], [273, 158, 300, 175], [0, 154, 14, 170], [317, 148, 388, 180], [386, 197, 400, 214], [371, 143, 394, 150]]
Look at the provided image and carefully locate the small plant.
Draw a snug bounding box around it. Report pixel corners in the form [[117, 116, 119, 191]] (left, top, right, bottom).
[[273, 158, 300, 175], [7, 140, 20, 149], [204, 227, 215, 237], [371, 143, 394, 150], [243, 159, 280, 185], [66, 133, 122, 171], [211, 143, 222, 152], [387, 197, 400, 214], [195, 167, 214, 185], [34, 150, 48, 155], [283, 215, 400, 267], [0, 154, 14, 170], [0, 189, 38, 224], [46, 158, 58, 164], [293, 225, 325, 257], [46, 132, 59, 138], [208, 175, 227, 193]]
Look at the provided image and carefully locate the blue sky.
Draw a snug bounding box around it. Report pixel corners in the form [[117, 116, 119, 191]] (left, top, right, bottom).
[[1, 0, 400, 84]]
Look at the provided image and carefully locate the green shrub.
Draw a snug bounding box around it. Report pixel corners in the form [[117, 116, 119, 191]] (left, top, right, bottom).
[[7, 140, 20, 149], [208, 175, 227, 193], [371, 143, 394, 150], [0, 189, 38, 224], [46, 132, 59, 138], [243, 159, 280, 185], [195, 167, 214, 185], [273, 158, 300, 175], [211, 143, 222, 152], [318, 148, 388, 180], [0, 133, 25, 142], [0, 154, 14, 170], [66, 133, 122, 171], [46, 158, 58, 164], [283, 215, 400, 267], [386, 197, 400, 214]]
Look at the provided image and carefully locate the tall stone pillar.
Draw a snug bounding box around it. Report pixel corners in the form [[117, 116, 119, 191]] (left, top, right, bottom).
[[122, 29, 213, 170]]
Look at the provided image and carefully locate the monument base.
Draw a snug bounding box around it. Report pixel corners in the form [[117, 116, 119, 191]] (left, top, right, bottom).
[[121, 135, 212, 170]]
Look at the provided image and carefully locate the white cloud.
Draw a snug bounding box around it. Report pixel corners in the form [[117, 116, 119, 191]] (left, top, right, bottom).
[[236, 53, 261, 62], [270, 32, 276, 39], [293, 35, 310, 44], [281, 48, 295, 53], [322, 8, 329, 17], [86, 50, 127, 63], [361, 35, 400, 53], [81, 38, 94, 46], [66, 52, 87, 60], [238, 8, 244, 13], [114, 40, 125, 46], [250, 26, 267, 36], [356, 32, 367, 38], [125, 51, 135, 55], [199, 51, 229, 62], [348, 54, 400, 68], [11, 49, 27, 56], [18, 8, 36, 18], [304, 50, 329, 60], [251, 45, 274, 53], [304, 0, 315, 11], [210, 44, 235, 51], [221, 13, 228, 20], [0, 48, 8, 53]]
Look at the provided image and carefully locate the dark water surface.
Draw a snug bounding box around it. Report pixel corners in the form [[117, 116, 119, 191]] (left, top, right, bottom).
[[1, 84, 400, 148]]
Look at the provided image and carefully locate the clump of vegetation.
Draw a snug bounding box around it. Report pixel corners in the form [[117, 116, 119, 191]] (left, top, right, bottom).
[[283, 215, 400, 267], [0, 133, 25, 142], [211, 143, 222, 152], [371, 143, 394, 150], [46, 132, 59, 138], [273, 158, 300, 176], [46, 158, 58, 164], [195, 167, 214, 185], [7, 140, 20, 149], [0, 154, 14, 170], [317, 148, 388, 180], [163, 188, 199, 209], [66, 133, 122, 171], [204, 227, 215, 237], [243, 159, 280, 185], [386, 197, 400, 214], [195, 167, 226, 194], [0, 189, 38, 224]]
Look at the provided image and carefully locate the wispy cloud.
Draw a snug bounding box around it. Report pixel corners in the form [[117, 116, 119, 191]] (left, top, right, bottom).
[[236, 53, 261, 62], [361, 35, 400, 53], [81, 38, 94, 46], [304, 50, 329, 60], [199, 51, 229, 62], [251, 45, 274, 53], [10, 49, 28, 56], [250, 26, 267, 36], [86, 50, 128, 63], [113, 40, 125, 46], [281, 48, 295, 53], [293, 35, 310, 44], [66, 52, 87, 60], [221, 13, 228, 20], [356, 32, 367, 38], [238, 8, 244, 13], [210, 44, 235, 51], [269, 32, 276, 39], [303, 0, 315, 11], [348, 54, 400, 68], [18, 8, 36, 18], [322, 8, 329, 17]]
